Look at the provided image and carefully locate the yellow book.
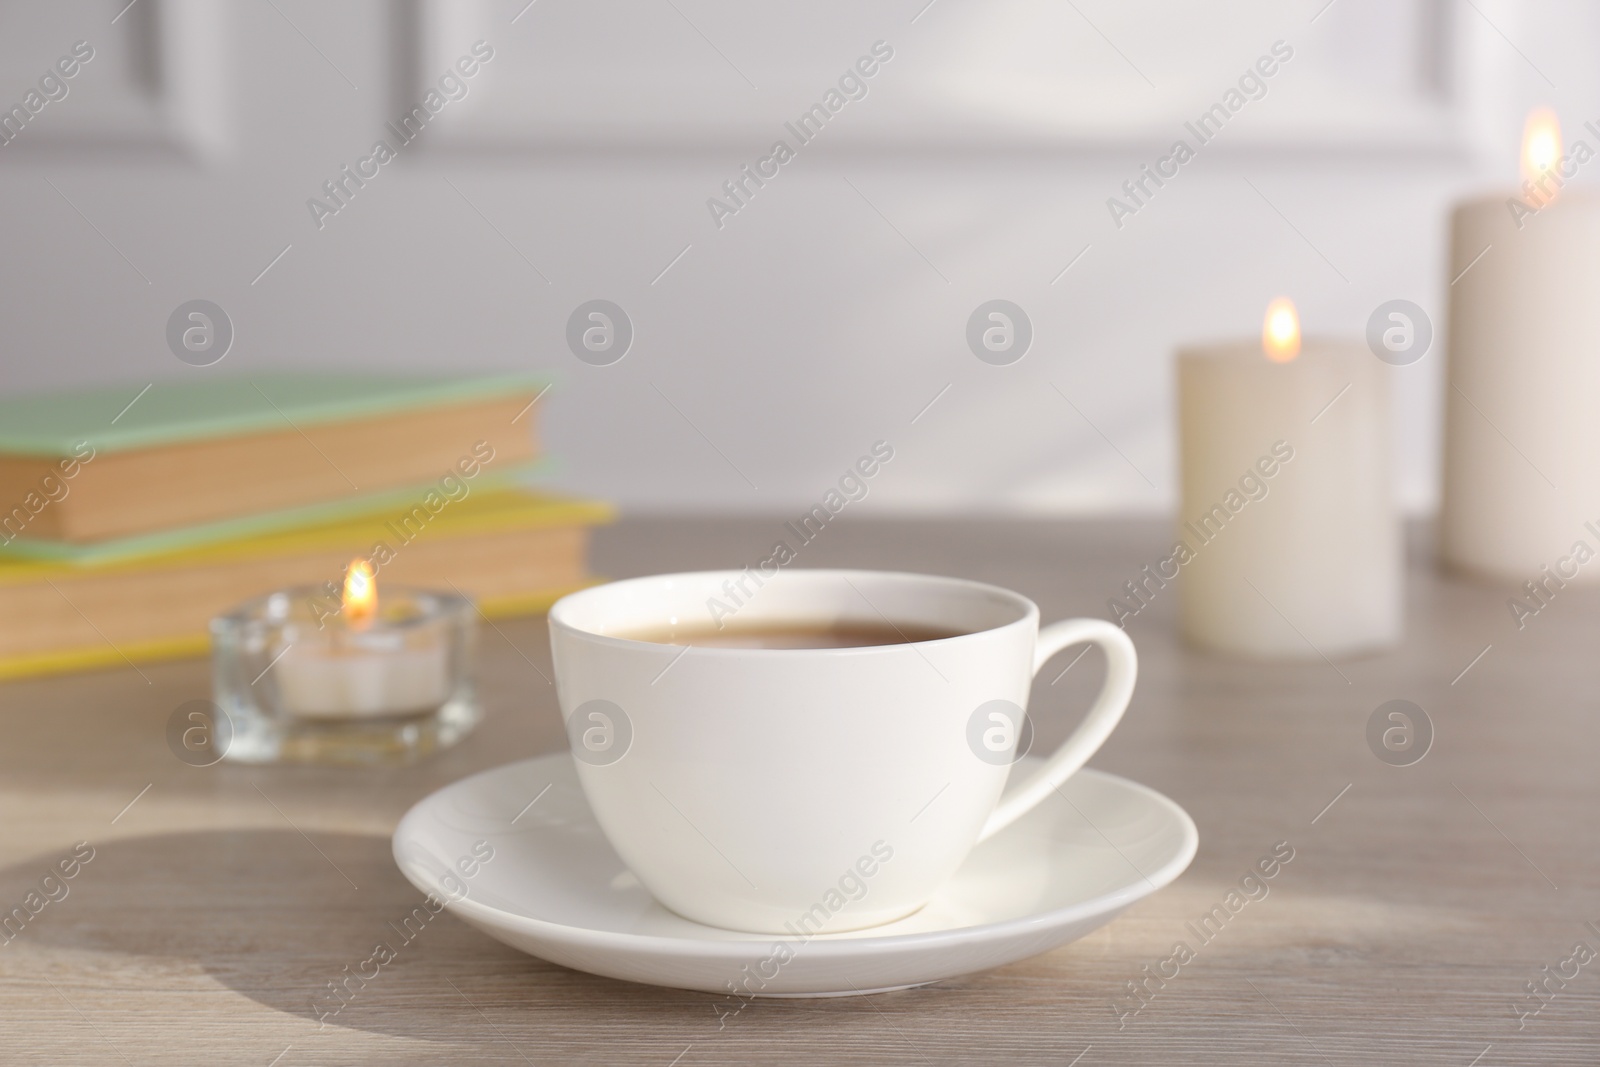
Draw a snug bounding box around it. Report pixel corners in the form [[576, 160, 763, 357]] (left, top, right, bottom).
[[0, 488, 612, 681]]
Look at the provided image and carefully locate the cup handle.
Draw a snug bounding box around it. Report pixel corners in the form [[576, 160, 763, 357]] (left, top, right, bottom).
[[976, 618, 1138, 842]]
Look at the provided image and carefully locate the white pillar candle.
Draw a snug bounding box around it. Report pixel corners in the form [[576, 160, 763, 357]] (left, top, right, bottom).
[[1440, 110, 1600, 581], [1175, 302, 1401, 659]]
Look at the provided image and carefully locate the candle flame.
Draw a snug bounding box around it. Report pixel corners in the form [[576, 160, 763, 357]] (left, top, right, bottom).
[[343, 559, 376, 629], [1522, 108, 1562, 188], [1262, 298, 1300, 363]]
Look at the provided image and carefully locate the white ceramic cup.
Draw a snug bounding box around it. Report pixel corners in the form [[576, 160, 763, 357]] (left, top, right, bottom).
[[548, 569, 1136, 934]]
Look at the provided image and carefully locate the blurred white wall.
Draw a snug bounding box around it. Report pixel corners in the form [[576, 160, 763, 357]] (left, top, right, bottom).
[[0, 0, 1594, 516]]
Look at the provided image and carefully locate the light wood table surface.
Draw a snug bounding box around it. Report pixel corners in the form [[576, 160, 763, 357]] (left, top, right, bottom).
[[3, 518, 1596, 1065]]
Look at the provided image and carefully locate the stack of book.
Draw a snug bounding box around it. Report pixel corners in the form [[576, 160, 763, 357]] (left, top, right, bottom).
[[0, 374, 611, 680]]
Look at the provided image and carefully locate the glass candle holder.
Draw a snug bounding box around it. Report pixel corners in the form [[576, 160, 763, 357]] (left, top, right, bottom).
[[210, 585, 481, 765]]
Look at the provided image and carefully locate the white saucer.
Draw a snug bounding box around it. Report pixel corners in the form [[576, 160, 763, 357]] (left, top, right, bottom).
[[392, 754, 1198, 997]]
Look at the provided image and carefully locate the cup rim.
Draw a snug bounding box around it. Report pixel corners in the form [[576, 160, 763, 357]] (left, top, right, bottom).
[[549, 568, 1039, 656]]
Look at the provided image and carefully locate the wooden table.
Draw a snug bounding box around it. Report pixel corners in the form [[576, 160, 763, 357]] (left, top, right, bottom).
[[3, 518, 1596, 1065]]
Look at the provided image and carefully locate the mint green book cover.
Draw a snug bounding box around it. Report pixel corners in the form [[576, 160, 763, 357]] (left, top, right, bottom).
[[0, 461, 554, 566], [0, 372, 548, 456]]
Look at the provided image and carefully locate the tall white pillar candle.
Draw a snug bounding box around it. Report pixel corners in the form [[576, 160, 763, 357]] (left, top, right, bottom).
[[1441, 163, 1600, 581], [1175, 305, 1401, 658]]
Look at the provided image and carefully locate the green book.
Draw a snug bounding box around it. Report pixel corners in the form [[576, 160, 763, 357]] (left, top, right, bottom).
[[0, 372, 547, 454], [0, 372, 552, 556]]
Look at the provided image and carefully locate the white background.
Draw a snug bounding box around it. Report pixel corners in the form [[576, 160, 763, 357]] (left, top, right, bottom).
[[0, 0, 1594, 516]]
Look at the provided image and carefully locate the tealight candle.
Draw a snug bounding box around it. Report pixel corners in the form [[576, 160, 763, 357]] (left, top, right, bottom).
[[210, 561, 480, 765], [272, 561, 451, 719], [274, 636, 451, 719], [1440, 108, 1600, 581], [1174, 299, 1401, 659]]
